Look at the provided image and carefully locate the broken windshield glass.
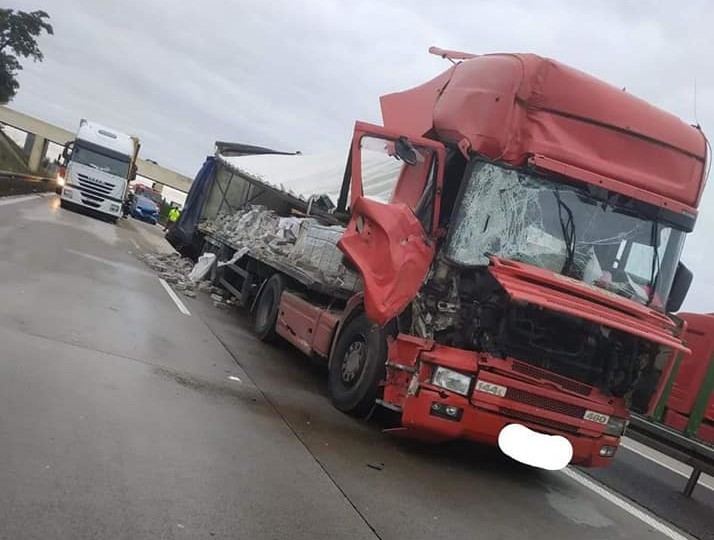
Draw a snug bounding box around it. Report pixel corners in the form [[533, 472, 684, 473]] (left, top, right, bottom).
[[444, 162, 686, 309]]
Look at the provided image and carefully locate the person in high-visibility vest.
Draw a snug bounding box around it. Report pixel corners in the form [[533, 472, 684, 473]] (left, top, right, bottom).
[[164, 206, 181, 232]]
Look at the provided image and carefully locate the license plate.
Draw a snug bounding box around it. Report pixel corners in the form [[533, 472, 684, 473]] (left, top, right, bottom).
[[498, 423, 573, 470], [583, 410, 610, 425], [475, 379, 507, 397]]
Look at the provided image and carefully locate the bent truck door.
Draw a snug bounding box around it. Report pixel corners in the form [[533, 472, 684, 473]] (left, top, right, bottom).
[[337, 121, 446, 326]]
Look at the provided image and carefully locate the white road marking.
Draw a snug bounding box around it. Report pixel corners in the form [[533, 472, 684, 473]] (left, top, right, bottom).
[[66, 249, 153, 276], [561, 467, 691, 540], [621, 438, 714, 491], [228, 375, 242, 383], [0, 194, 40, 206], [159, 278, 191, 315]]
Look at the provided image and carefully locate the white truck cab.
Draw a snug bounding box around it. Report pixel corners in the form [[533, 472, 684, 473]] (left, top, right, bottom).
[[58, 119, 140, 222]]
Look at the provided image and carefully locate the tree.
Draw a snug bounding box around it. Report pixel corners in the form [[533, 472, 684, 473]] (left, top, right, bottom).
[[0, 9, 53, 104]]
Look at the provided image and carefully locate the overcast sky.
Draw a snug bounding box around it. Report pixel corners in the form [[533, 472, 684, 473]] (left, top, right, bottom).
[[6, 0, 714, 311]]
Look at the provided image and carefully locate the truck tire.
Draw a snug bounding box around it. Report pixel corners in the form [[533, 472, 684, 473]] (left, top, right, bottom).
[[328, 313, 387, 418], [254, 274, 285, 343]]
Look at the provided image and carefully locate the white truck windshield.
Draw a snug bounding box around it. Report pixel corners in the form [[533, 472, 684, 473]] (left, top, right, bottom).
[[72, 144, 130, 178], [444, 162, 686, 309]]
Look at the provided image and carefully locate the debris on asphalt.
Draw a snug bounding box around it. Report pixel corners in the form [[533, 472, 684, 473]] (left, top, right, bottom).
[[367, 462, 385, 471], [143, 252, 196, 292], [197, 281, 212, 292], [140, 252, 237, 310]]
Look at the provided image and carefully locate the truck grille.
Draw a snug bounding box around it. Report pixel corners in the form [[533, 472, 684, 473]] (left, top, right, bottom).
[[77, 173, 114, 199], [76, 188, 103, 208], [500, 408, 580, 434], [510, 360, 593, 396], [505, 387, 586, 419]]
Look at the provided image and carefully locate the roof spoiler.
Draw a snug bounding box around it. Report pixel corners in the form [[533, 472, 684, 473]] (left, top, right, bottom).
[[214, 141, 301, 158], [428, 46, 479, 61]]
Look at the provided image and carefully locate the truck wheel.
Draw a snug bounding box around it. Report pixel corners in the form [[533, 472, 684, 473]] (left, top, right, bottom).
[[254, 274, 285, 343], [328, 313, 387, 418]]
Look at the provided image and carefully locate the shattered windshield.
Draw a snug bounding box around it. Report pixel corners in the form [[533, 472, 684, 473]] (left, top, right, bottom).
[[72, 144, 130, 178], [444, 162, 686, 310]]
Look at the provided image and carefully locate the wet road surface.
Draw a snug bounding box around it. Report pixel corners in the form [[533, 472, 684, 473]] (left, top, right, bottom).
[[0, 194, 710, 539]]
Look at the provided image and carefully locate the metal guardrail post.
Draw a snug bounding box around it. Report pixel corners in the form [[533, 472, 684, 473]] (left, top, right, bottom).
[[652, 352, 682, 422], [683, 469, 702, 498], [685, 352, 714, 437]]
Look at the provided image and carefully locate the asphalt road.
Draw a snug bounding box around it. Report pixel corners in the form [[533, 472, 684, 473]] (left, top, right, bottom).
[[0, 194, 710, 539]]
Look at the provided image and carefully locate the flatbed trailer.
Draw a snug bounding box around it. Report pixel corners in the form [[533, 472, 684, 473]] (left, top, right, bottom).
[[200, 229, 355, 304]]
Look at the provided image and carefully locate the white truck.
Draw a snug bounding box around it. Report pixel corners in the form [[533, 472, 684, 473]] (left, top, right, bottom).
[[58, 119, 140, 222]]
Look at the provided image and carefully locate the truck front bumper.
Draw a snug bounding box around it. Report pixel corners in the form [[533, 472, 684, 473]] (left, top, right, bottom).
[[384, 334, 622, 468], [61, 186, 122, 217], [398, 387, 620, 467]]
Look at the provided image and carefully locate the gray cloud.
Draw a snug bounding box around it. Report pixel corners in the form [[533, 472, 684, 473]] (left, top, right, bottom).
[[7, 0, 714, 311]]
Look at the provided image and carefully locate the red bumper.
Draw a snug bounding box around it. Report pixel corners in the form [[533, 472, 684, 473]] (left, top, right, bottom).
[[384, 335, 624, 468], [399, 387, 619, 467]]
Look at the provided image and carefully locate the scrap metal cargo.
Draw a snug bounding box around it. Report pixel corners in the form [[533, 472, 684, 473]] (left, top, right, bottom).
[[168, 49, 708, 469]]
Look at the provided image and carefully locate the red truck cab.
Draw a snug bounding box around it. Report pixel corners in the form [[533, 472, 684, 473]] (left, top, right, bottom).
[[325, 50, 708, 467]]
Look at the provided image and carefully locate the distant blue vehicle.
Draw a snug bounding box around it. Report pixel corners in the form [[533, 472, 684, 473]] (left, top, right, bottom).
[[130, 195, 160, 225]]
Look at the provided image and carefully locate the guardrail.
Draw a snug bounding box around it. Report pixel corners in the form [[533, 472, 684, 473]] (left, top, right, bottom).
[[0, 170, 56, 197], [628, 414, 714, 497]]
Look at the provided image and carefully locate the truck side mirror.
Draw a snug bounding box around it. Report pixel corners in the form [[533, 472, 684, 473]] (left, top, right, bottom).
[[666, 262, 693, 313], [394, 136, 418, 166], [130, 163, 138, 180], [61, 142, 72, 162]]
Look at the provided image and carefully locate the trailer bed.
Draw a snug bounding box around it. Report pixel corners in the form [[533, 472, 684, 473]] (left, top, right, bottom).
[[202, 231, 356, 302]]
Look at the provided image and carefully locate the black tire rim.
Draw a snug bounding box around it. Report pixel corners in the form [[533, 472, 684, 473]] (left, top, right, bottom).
[[340, 338, 366, 387]]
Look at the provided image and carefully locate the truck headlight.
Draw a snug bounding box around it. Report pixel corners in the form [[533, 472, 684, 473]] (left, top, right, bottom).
[[431, 366, 472, 396], [604, 416, 628, 437]]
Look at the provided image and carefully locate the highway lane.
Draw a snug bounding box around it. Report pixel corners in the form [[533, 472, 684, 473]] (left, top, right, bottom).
[[584, 443, 714, 540], [0, 193, 708, 539], [0, 195, 375, 540]]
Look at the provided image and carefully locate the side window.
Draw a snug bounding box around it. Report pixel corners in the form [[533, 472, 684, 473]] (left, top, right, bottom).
[[359, 135, 434, 209], [337, 123, 446, 236], [359, 136, 404, 203]]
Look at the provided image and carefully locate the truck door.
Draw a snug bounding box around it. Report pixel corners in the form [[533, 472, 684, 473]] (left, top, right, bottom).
[[337, 121, 446, 326]]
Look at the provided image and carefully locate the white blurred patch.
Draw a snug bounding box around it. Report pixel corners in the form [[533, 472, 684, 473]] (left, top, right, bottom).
[[498, 423, 573, 470]]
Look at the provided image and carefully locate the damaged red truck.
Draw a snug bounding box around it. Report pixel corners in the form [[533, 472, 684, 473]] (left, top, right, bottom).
[[184, 49, 710, 467]]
